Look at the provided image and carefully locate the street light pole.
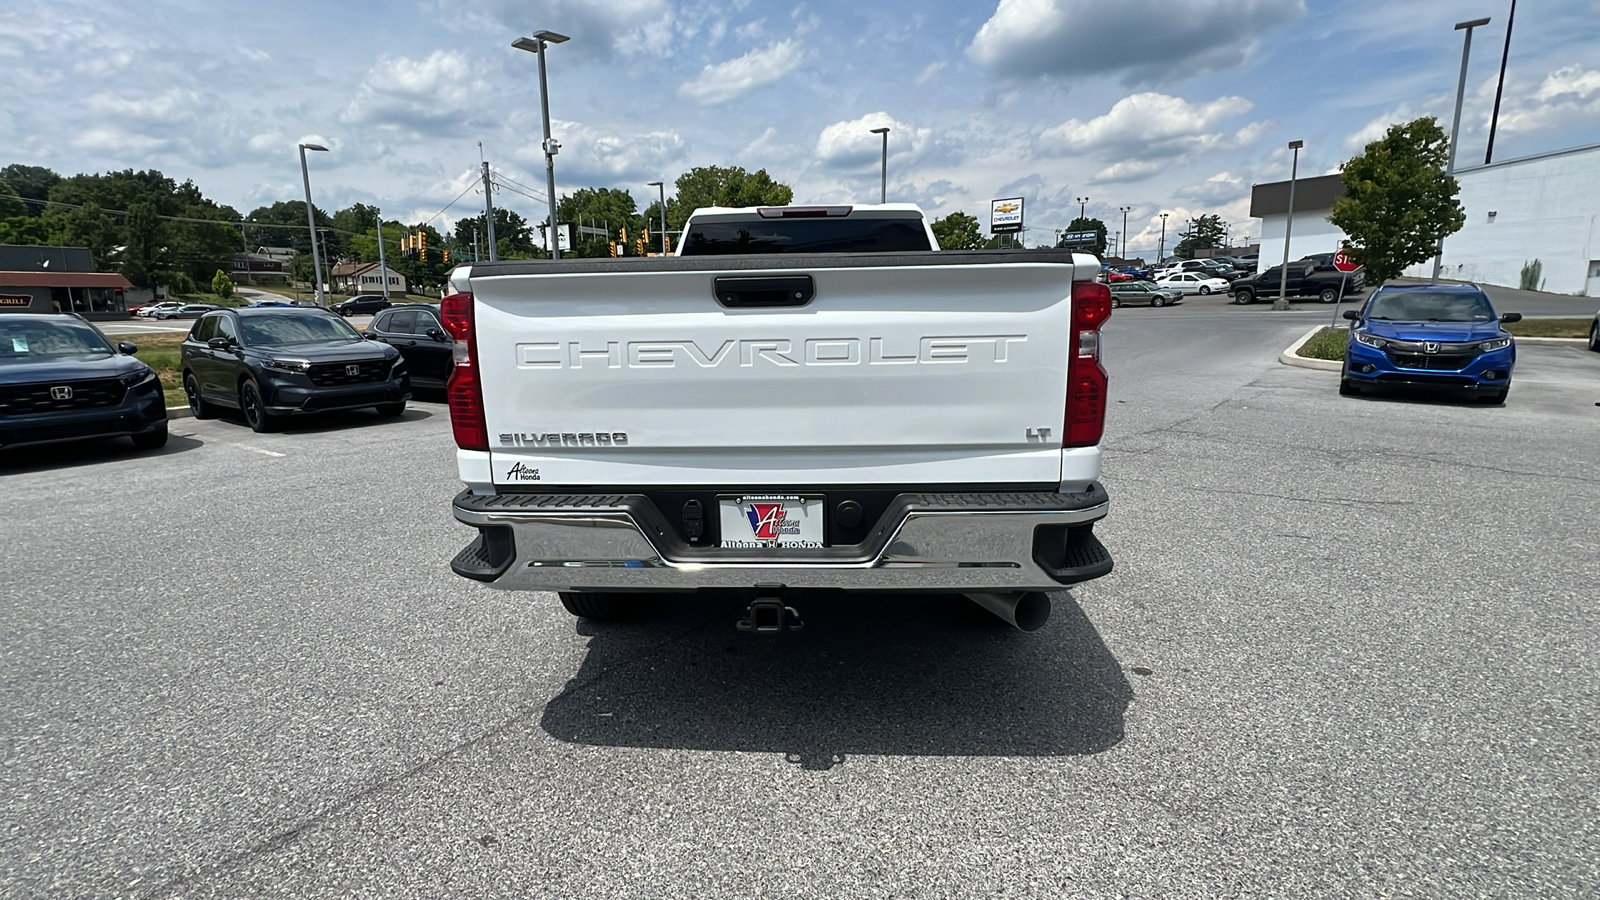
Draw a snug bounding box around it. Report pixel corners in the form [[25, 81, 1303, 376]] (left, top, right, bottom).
[[513, 31, 570, 260], [297, 142, 329, 305], [1077, 196, 1089, 221], [1158, 213, 1168, 262], [1118, 206, 1131, 260], [647, 181, 667, 255], [1274, 139, 1304, 310], [1435, 16, 1492, 282], [375, 206, 389, 300], [869, 127, 890, 203]]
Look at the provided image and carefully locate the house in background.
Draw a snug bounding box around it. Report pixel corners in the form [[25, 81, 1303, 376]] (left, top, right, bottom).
[[0, 245, 134, 320], [329, 261, 406, 296]]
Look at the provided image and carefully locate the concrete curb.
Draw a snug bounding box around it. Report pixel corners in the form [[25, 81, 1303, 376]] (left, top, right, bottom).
[[1279, 326, 1342, 371], [1515, 336, 1587, 346], [166, 406, 194, 420]]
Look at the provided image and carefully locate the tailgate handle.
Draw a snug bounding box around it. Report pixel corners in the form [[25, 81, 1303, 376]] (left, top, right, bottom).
[[713, 275, 814, 308]]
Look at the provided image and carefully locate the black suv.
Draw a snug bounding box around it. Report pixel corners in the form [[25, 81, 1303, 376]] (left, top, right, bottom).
[[180, 308, 410, 432], [332, 295, 392, 317], [0, 313, 168, 451], [1232, 260, 1365, 304], [362, 304, 452, 389]]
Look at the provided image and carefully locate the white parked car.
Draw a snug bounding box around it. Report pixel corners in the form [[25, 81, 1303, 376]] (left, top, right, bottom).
[[137, 301, 183, 318], [1154, 272, 1232, 296]]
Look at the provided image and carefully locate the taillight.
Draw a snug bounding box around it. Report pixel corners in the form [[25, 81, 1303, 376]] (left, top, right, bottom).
[[441, 291, 488, 451], [1064, 280, 1111, 448]]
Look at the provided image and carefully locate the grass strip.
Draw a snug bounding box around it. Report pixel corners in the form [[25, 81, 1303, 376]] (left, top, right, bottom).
[[1503, 318, 1589, 338], [1297, 328, 1347, 361]]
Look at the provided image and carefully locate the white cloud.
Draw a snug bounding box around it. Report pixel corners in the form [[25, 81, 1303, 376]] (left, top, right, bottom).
[[1040, 93, 1260, 173], [915, 62, 945, 85], [677, 40, 805, 105], [342, 50, 486, 133], [968, 0, 1304, 84], [1176, 171, 1247, 204], [1500, 64, 1600, 134], [815, 112, 932, 169], [435, 0, 672, 58], [512, 119, 687, 184]]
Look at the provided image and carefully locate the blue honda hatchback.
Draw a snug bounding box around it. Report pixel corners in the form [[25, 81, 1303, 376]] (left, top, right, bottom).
[[1341, 284, 1520, 404]]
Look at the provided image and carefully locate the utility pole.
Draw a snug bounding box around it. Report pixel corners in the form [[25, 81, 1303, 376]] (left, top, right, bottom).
[[481, 160, 498, 262], [374, 206, 389, 300], [1486, 0, 1515, 164], [1158, 213, 1168, 262], [1119, 206, 1131, 260], [239, 222, 252, 286]]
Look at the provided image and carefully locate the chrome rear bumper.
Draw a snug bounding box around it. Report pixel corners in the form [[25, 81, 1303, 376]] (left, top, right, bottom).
[[450, 488, 1112, 592]]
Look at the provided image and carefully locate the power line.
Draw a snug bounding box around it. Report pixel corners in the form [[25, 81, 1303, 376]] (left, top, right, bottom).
[[488, 168, 548, 201], [491, 180, 547, 206]]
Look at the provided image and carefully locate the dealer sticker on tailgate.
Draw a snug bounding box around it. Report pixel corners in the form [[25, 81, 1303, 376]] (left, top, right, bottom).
[[718, 495, 825, 549]]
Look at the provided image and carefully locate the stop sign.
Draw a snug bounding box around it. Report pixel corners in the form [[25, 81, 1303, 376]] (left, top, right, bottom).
[[1333, 250, 1359, 273]]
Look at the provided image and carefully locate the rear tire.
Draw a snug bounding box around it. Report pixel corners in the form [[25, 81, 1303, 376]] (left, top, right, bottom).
[[131, 423, 168, 450], [1320, 287, 1339, 303], [1589, 322, 1600, 352], [558, 592, 641, 621]]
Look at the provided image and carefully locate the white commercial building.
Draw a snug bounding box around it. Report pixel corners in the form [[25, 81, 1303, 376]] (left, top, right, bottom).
[[1251, 143, 1600, 295], [1249, 174, 1348, 273], [1405, 141, 1600, 296]]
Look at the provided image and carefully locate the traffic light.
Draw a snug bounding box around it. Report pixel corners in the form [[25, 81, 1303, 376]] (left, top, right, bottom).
[[609, 241, 617, 258], [418, 231, 427, 260], [443, 248, 451, 264], [636, 238, 644, 255]]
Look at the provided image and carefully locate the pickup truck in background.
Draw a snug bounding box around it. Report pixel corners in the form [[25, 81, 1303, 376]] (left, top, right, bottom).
[[442, 204, 1114, 633], [1231, 259, 1365, 304]]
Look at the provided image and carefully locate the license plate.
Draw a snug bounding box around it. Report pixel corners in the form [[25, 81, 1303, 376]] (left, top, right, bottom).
[[718, 495, 825, 549]]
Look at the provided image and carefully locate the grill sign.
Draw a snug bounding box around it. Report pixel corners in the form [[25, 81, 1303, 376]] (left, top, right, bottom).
[[50, 386, 73, 400], [0, 294, 31, 307]]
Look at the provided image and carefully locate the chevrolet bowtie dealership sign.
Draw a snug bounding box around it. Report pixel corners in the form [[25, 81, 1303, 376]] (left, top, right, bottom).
[[990, 197, 1024, 234]]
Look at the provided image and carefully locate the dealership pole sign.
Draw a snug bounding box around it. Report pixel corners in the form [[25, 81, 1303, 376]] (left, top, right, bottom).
[[990, 198, 1024, 234]]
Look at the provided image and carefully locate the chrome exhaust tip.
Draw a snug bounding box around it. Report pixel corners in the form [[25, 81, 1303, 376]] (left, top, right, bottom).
[[966, 591, 1051, 632]]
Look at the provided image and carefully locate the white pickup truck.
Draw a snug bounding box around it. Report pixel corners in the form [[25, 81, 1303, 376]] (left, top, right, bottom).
[[443, 204, 1113, 632]]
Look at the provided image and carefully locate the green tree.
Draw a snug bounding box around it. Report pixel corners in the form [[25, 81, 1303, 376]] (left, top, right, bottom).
[[557, 187, 642, 257], [0, 181, 26, 219], [930, 211, 985, 250], [1173, 214, 1225, 259], [0, 164, 60, 216], [667, 165, 793, 231], [1328, 116, 1464, 285], [121, 200, 170, 289], [1062, 216, 1109, 256], [61, 202, 119, 268], [451, 209, 539, 260], [211, 269, 234, 298]]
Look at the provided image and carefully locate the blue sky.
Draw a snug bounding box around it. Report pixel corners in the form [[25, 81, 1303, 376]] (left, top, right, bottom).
[[4, 0, 1599, 256]]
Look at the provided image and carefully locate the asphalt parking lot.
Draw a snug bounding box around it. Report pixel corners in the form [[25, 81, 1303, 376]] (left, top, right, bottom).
[[3, 295, 1597, 898]]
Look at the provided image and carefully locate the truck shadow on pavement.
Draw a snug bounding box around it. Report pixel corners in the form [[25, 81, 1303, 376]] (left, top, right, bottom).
[[539, 592, 1131, 770], [208, 405, 436, 435]]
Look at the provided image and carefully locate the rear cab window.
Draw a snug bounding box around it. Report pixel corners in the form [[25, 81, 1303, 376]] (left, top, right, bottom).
[[678, 207, 932, 255]]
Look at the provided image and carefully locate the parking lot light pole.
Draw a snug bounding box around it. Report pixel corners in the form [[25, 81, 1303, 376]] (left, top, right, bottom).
[[374, 206, 389, 300], [869, 127, 889, 203], [647, 181, 667, 255], [1118, 206, 1131, 259], [513, 31, 569, 260], [1157, 213, 1168, 262], [297, 142, 329, 305], [1434, 16, 1492, 283], [1077, 197, 1089, 221], [1274, 140, 1304, 311]]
